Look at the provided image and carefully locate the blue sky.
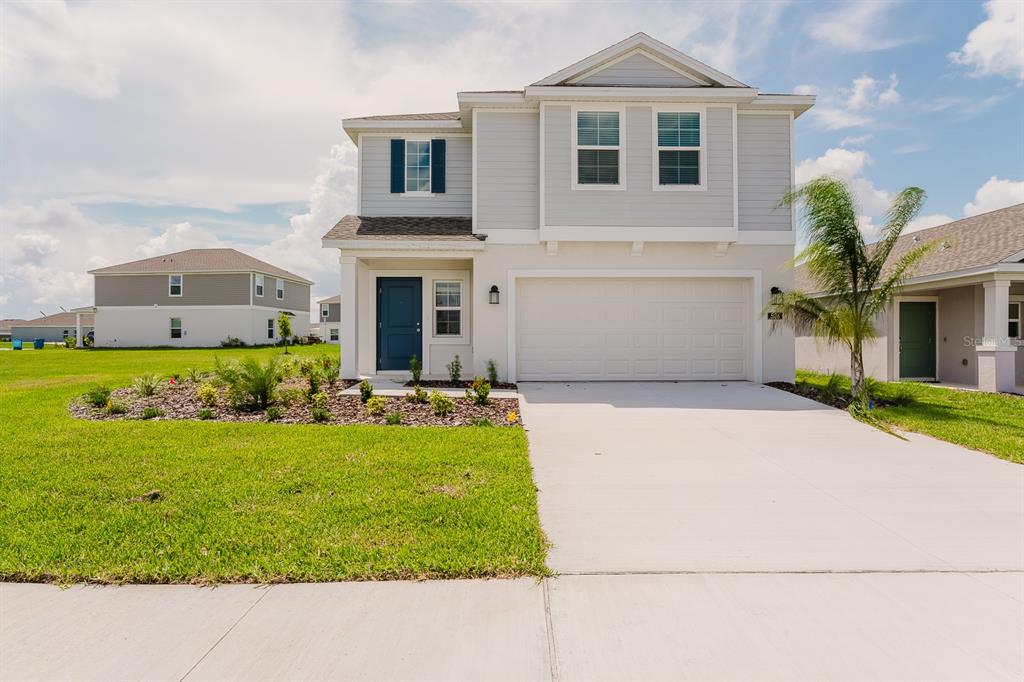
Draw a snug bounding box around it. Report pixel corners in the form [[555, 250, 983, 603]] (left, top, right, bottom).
[[1, 0, 1022, 320]]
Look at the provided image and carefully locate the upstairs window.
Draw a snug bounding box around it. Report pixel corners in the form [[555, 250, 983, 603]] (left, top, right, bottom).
[[321, 304, 329, 319], [276, 279, 284, 300], [255, 274, 264, 297], [656, 111, 702, 188], [576, 111, 620, 186], [434, 281, 462, 336], [168, 274, 183, 297], [405, 141, 431, 193]]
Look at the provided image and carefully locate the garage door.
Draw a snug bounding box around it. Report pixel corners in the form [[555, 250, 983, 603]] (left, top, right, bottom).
[[515, 277, 751, 381]]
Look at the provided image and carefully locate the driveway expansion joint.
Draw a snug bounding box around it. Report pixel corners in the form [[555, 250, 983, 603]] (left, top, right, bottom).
[[179, 585, 273, 682]]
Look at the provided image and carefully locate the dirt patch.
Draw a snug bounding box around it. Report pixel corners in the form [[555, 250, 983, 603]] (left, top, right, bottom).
[[767, 381, 850, 409]]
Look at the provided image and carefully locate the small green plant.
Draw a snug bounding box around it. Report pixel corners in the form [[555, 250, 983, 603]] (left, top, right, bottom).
[[169, 372, 181, 382], [105, 400, 127, 415], [822, 373, 845, 402], [447, 355, 462, 383], [277, 311, 293, 353], [197, 408, 214, 420], [359, 379, 373, 403], [141, 406, 162, 420], [306, 370, 321, 398], [310, 407, 331, 422], [366, 395, 387, 415], [465, 376, 491, 405], [84, 385, 111, 408], [863, 377, 883, 403], [310, 391, 329, 410], [385, 411, 403, 425], [409, 354, 422, 385], [63, 336, 76, 349], [265, 406, 281, 422], [213, 355, 288, 410], [185, 367, 206, 383], [132, 373, 161, 397], [298, 358, 316, 377], [405, 385, 428, 404], [471, 417, 493, 427], [276, 387, 305, 406], [197, 382, 218, 407], [486, 359, 499, 385], [319, 355, 340, 385], [429, 390, 454, 417]]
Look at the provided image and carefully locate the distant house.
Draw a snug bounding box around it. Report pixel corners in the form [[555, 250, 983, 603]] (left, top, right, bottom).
[[86, 248, 313, 347], [317, 295, 340, 343], [0, 319, 26, 341], [796, 204, 1024, 393], [10, 312, 94, 344]]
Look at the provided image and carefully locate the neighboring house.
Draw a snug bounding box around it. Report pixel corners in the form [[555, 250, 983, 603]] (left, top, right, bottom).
[[10, 312, 94, 343], [86, 248, 312, 347], [796, 204, 1024, 393], [317, 295, 341, 343], [0, 319, 26, 341], [322, 33, 812, 382]]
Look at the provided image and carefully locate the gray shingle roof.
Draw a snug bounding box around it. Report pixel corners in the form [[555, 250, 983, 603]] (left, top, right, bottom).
[[88, 248, 312, 284], [317, 295, 340, 304], [795, 203, 1024, 292], [349, 112, 461, 121], [14, 312, 94, 328], [321, 216, 482, 242]]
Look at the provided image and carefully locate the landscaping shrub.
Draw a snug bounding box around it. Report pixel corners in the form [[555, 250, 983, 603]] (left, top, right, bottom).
[[822, 373, 845, 402], [447, 355, 462, 383], [63, 336, 76, 349], [471, 417, 493, 427], [196, 382, 218, 407], [276, 387, 304, 406], [141, 407, 162, 420], [310, 391, 329, 410], [83, 335, 93, 347], [306, 369, 321, 398], [318, 355, 340, 386], [409, 354, 422, 385], [276, 312, 293, 353], [365, 396, 387, 416], [486, 359, 499, 385], [220, 336, 246, 348], [864, 377, 883, 403], [197, 408, 214, 420], [84, 385, 111, 408], [405, 385, 428, 404], [465, 376, 491, 405], [310, 407, 331, 422], [213, 355, 288, 410], [265, 406, 281, 422], [385, 411, 403, 425], [506, 410, 519, 424], [105, 400, 127, 415], [185, 367, 207, 383], [359, 379, 373, 403], [429, 390, 454, 417], [132, 373, 161, 397]]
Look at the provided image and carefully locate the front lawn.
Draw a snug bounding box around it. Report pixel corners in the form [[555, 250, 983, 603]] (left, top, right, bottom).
[[795, 371, 1024, 464], [0, 346, 547, 583]]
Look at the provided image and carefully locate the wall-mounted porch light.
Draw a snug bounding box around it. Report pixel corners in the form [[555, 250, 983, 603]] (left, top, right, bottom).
[[770, 286, 784, 305], [489, 285, 500, 305]]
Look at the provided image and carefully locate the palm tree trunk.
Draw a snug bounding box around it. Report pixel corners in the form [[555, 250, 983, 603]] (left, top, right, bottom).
[[850, 338, 865, 402]]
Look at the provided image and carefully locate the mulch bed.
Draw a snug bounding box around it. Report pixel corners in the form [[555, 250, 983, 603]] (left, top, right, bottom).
[[404, 379, 518, 390], [767, 381, 850, 409], [70, 379, 522, 427]]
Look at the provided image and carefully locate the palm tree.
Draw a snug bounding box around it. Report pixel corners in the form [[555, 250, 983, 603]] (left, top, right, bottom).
[[770, 176, 935, 406]]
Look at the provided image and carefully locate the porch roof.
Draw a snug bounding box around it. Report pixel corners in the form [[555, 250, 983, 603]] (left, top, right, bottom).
[[321, 216, 483, 243]]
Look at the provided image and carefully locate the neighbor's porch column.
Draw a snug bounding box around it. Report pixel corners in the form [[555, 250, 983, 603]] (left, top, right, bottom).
[[339, 253, 359, 379], [976, 278, 1015, 392], [75, 313, 84, 348]]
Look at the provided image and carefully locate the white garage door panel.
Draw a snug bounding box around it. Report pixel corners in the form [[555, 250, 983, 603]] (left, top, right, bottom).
[[516, 278, 751, 381]]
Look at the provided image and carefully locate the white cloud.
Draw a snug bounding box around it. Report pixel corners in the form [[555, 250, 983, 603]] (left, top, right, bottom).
[[906, 213, 955, 233], [795, 148, 893, 234], [847, 73, 900, 110], [806, 73, 901, 130], [963, 177, 1024, 216], [893, 143, 928, 155], [805, 1, 919, 53], [949, 0, 1024, 83], [810, 108, 874, 131], [793, 84, 816, 95], [839, 134, 873, 147], [137, 222, 226, 257]]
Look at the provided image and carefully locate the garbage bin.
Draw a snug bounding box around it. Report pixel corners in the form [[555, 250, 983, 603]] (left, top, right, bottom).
[[12, 339, 22, 350], [33, 338, 45, 350]]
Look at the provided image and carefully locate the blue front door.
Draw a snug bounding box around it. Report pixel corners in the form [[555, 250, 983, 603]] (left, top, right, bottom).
[[377, 277, 422, 371]]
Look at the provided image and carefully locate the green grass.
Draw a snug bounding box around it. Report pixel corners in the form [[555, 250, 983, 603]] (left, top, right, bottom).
[[0, 345, 547, 583], [797, 371, 1024, 464]]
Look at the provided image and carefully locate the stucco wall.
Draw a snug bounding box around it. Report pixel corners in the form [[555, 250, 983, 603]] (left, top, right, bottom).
[[94, 307, 308, 348], [795, 308, 890, 381]]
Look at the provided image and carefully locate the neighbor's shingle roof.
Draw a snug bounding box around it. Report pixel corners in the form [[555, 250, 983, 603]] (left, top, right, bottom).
[[14, 312, 94, 328], [0, 318, 27, 332], [349, 112, 461, 121], [322, 216, 482, 242], [318, 295, 340, 304], [795, 203, 1024, 292], [88, 248, 313, 284]]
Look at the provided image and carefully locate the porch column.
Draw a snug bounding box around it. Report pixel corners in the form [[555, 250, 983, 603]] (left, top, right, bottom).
[[976, 279, 1015, 392], [75, 313, 84, 348], [339, 253, 359, 379]]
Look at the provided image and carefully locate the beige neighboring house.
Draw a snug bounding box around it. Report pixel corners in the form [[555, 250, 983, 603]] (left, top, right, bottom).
[[323, 33, 813, 382], [85, 248, 313, 347], [317, 295, 340, 343], [9, 312, 93, 344], [796, 204, 1024, 393]]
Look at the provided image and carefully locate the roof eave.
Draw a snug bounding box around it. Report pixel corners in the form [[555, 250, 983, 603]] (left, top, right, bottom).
[[321, 238, 486, 251], [523, 85, 758, 102]]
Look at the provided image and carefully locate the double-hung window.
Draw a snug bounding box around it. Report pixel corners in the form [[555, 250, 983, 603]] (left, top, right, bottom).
[[168, 274, 183, 296], [321, 304, 329, 319], [276, 279, 284, 300], [1009, 302, 1021, 340], [267, 319, 274, 340], [434, 281, 462, 336], [655, 110, 703, 189], [329, 328, 339, 341], [254, 274, 264, 297], [170, 318, 182, 339], [405, 140, 431, 193], [575, 111, 621, 187]]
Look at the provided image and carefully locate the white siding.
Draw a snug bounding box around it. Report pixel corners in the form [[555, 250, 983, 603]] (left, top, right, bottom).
[[543, 105, 734, 228], [737, 114, 793, 232], [360, 136, 471, 217], [575, 53, 702, 87], [476, 112, 539, 231]]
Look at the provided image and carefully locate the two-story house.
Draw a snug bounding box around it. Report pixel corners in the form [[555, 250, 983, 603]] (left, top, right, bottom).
[[318, 295, 341, 343], [322, 33, 814, 382], [86, 248, 312, 347]]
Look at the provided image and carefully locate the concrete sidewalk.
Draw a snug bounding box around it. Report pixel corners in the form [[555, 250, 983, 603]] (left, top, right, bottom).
[[3, 573, 1022, 681]]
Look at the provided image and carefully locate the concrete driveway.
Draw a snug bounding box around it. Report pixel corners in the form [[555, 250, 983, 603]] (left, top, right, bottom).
[[519, 381, 1024, 574]]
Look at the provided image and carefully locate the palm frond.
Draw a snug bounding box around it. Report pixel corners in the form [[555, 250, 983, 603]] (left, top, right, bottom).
[[865, 240, 939, 318], [862, 187, 926, 291]]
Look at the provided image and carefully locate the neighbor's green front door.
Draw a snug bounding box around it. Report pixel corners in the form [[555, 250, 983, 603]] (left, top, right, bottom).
[[899, 301, 936, 379]]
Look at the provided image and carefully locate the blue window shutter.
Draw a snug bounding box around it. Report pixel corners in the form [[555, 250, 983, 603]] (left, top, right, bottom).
[[430, 139, 446, 193], [390, 139, 405, 193]]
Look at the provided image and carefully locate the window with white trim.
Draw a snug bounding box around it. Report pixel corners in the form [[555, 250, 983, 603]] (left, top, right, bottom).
[[321, 304, 329, 319], [1009, 302, 1021, 339], [576, 111, 620, 185], [406, 140, 431, 193], [276, 278, 284, 300], [656, 111, 701, 186], [267, 318, 274, 340], [329, 327, 339, 341], [434, 281, 461, 336], [255, 274, 264, 297], [170, 318, 182, 339], [168, 274, 183, 297]]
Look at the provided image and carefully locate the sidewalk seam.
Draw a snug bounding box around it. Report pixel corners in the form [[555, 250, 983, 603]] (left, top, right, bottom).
[[178, 585, 272, 681], [542, 578, 560, 682]]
